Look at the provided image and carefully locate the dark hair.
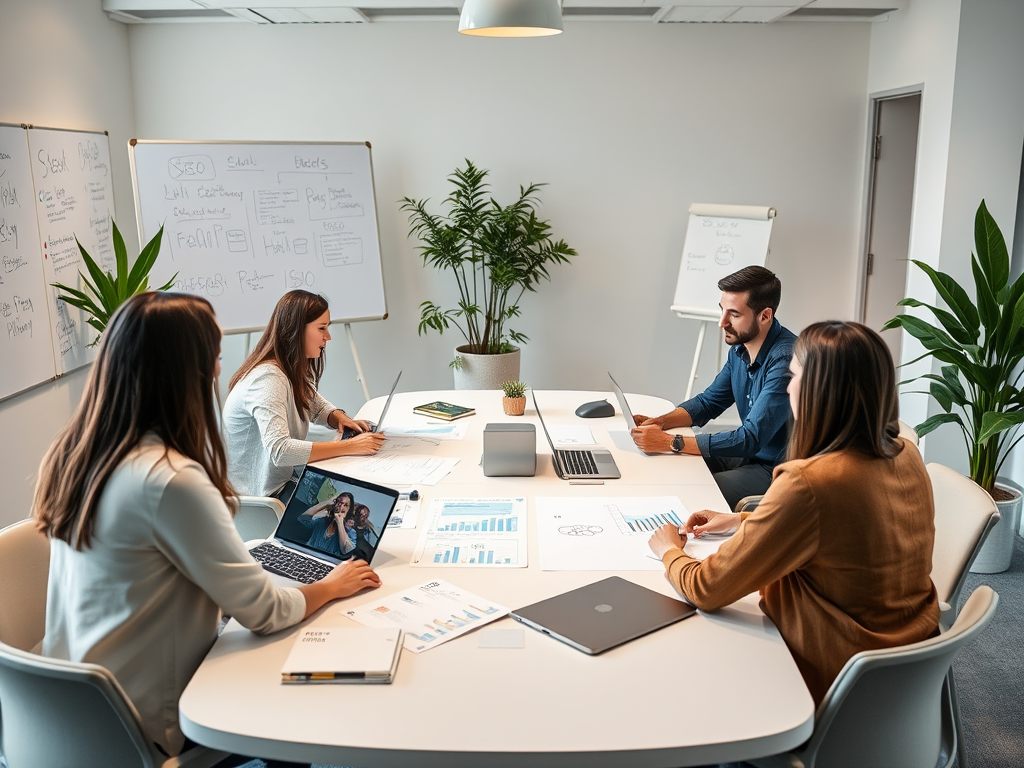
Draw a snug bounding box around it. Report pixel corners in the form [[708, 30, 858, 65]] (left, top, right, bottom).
[[229, 290, 330, 419], [787, 321, 902, 462], [34, 293, 233, 550], [718, 266, 781, 315], [330, 492, 355, 520]]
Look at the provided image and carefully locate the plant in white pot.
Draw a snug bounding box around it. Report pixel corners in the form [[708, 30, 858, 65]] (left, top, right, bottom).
[[883, 199, 1023, 573], [401, 160, 576, 389]]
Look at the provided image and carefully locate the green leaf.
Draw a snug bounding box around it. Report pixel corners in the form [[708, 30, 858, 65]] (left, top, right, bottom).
[[915, 412, 965, 438], [940, 365, 967, 401], [127, 224, 165, 294], [972, 254, 1000, 333], [77, 238, 117, 313], [975, 199, 1009, 294], [896, 298, 975, 345], [906, 259, 980, 337], [929, 381, 953, 412], [111, 219, 128, 299], [978, 411, 1024, 443]]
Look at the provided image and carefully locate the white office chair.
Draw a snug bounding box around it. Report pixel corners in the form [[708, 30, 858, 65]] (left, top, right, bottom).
[[234, 496, 285, 542], [0, 521, 228, 768], [898, 419, 920, 445], [749, 585, 998, 768]]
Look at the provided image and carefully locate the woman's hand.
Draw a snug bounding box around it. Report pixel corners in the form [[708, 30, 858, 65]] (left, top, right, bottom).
[[682, 510, 741, 537], [338, 432, 387, 455], [336, 411, 371, 434], [322, 559, 381, 599], [649, 523, 686, 559]]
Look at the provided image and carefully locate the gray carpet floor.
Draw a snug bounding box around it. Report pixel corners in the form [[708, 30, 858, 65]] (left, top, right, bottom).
[[954, 533, 1024, 768]]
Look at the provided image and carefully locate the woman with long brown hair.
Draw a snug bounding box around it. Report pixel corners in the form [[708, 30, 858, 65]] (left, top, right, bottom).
[[648, 321, 939, 705], [34, 293, 381, 759], [223, 290, 385, 498]]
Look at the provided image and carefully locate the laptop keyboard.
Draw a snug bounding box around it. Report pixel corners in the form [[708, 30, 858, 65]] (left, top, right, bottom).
[[249, 543, 334, 585], [558, 449, 599, 476]]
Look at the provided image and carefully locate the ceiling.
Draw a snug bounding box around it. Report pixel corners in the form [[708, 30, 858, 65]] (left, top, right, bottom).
[[102, 0, 903, 25]]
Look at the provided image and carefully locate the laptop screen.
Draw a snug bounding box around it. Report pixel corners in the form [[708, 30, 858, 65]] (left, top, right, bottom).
[[275, 466, 399, 564]]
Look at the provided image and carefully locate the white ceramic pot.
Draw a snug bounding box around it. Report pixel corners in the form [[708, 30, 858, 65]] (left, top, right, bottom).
[[970, 482, 1022, 574], [452, 345, 521, 390]]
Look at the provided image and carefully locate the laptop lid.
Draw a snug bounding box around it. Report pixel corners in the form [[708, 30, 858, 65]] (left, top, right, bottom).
[[531, 390, 561, 456], [511, 576, 696, 655], [532, 391, 621, 480], [371, 370, 402, 433], [607, 372, 637, 433], [274, 465, 399, 565]]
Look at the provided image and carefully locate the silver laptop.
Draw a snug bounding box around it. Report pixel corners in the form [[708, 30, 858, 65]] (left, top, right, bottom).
[[248, 465, 399, 584], [608, 372, 638, 432], [511, 576, 696, 655], [532, 391, 621, 480], [367, 370, 402, 433]]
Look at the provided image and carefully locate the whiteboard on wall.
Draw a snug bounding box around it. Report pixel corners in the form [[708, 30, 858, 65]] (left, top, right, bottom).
[[130, 140, 387, 333], [670, 204, 776, 321], [29, 126, 115, 375], [0, 124, 57, 400]]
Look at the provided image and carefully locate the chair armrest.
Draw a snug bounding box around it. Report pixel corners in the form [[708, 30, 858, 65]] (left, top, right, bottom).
[[734, 494, 765, 514], [161, 746, 231, 768]]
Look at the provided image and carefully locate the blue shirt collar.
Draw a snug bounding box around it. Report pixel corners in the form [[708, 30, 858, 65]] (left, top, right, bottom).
[[733, 317, 784, 371]]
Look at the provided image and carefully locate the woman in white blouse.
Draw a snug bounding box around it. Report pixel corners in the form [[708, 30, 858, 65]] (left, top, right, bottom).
[[223, 290, 386, 498], [33, 293, 381, 760]]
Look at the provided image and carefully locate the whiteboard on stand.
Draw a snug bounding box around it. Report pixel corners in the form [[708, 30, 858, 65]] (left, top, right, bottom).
[[130, 140, 387, 334], [29, 126, 115, 375], [670, 203, 775, 321]]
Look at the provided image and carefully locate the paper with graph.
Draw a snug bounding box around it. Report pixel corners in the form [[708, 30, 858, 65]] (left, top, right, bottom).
[[535, 496, 717, 571], [411, 497, 528, 568]]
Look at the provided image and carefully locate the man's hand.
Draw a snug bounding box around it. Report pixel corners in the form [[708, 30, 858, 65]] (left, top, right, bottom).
[[649, 524, 686, 559], [633, 413, 665, 428], [682, 510, 742, 537], [631, 425, 674, 453]]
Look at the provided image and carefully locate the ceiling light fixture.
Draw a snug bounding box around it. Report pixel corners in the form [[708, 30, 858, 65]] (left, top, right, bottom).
[[458, 0, 563, 37]]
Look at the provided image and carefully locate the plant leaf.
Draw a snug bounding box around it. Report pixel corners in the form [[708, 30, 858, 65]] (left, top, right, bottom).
[[127, 224, 165, 294], [906, 259, 980, 337], [978, 411, 1024, 443], [915, 412, 965, 438], [895, 298, 975, 345], [975, 199, 1009, 294], [111, 219, 128, 299]]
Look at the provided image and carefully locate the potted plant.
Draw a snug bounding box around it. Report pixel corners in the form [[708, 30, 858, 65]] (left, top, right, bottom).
[[401, 160, 576, 389], [501, 380, 528, 416], [52, 220, 174, 345], [883, 199, 1023, 573]]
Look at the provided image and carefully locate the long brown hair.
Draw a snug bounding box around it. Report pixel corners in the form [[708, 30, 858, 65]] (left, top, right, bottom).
[[229, 290, 329, 418], [787, 321, 902, 462], [33, 293, 234, 550]]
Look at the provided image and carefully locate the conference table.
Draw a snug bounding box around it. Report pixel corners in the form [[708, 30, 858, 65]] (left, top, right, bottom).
[[180, 390, 814, 767]]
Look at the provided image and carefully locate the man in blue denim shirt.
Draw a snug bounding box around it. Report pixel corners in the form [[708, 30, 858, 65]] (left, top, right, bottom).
[[631, 266, 796, 511]]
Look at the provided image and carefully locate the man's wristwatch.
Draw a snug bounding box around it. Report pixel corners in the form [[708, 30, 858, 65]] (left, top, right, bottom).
[[671, 434, 685, 453]]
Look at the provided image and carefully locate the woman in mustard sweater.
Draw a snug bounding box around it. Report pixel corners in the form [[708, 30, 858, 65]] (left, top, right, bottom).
[[649, 321, 939, 705]]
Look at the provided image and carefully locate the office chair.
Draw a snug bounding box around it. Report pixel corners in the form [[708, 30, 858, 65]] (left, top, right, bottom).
[[749, 585, 998, 768], [234, 496, 285, 542], [0, 520, 228, 768]]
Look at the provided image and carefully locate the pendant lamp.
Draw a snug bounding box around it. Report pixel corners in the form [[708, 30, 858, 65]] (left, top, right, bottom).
[[458, 0, 563, 37]]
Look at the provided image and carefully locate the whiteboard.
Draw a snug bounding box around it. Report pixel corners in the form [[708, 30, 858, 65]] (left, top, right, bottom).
[[28, 127, 115, 375], [670, 204, 775, 321], [130, 141, 387, 333], [0, 124, 57, 400]]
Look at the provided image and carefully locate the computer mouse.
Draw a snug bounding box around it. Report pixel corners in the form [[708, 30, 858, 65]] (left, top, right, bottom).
[[575, 399, 615, 418]]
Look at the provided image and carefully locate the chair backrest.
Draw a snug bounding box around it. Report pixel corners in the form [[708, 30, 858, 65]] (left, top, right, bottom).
[[927, 463, 1000, 626], [801, 585, 998, 768], [0, 520, 50, 652], [234, 496, 285, 542], [0, 641, 164, 768], [898, 420, 919, 445]]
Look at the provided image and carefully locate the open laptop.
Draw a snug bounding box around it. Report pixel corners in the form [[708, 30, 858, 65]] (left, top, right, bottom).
[[608, 372, 639, 432], [248, 465, 399, 584], [511, 576, 696, 655], [533, 391, 620, 480], [367, 370, 402, 433]]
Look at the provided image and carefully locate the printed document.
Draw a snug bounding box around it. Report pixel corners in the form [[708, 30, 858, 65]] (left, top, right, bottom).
[[342, 454, 459, 486], [412, 497, 528, 567]]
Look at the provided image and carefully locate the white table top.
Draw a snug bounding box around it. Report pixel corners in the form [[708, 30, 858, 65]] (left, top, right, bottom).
[[180, 390, 814, 766]]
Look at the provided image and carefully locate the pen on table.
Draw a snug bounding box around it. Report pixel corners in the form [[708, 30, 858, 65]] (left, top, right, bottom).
[[398, 489, 420, 500], [568, 479, 604, 485]]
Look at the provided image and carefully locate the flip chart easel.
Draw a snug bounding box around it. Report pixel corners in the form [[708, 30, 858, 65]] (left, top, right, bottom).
[[670, 204, 776, 400]]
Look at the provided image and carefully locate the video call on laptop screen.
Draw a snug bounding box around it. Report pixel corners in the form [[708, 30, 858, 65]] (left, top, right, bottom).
[[276, 467, 398, 564]]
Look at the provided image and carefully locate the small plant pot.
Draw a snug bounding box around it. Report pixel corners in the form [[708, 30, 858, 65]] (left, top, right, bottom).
[[503, 396, 526, 416]]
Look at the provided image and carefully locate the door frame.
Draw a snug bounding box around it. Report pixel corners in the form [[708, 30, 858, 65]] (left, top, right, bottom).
[[856, 84, 924, 324]]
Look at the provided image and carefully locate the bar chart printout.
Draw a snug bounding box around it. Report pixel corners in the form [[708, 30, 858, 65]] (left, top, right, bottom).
[[608, 505, 684, 536], [411, 498, 528, 568]]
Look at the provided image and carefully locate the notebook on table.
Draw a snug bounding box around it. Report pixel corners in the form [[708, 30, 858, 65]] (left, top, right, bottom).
[[248, 465, 399, 585], [281, 627, 402, 684], [532, 391, 620, 480], [511, 576, 696, 655]]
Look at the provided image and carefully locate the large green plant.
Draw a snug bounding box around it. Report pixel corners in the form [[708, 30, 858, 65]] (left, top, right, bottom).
[[883, 200, 1024, 492], [401, 160, 576, 360], [52, 219, 174, 346]]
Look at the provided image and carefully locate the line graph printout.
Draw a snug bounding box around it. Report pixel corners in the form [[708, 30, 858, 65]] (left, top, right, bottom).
[[537, 496, 716, 571], [412, 497, 527, 568]]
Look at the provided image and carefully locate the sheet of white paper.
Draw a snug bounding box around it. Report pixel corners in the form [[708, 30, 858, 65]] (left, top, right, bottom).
[[342, 580, 509, 653], [387, 499, 422, 529], [411, 497, 528, 568], [478, 628, 525, 649], [343, 454, 460, 486], [384, 422, 469, 441], [548, 425, 597, 446], [535, 496, 692, 571]]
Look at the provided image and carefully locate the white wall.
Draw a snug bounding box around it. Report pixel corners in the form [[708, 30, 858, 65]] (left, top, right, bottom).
[[127, 20, 871, 415], [0, 0, 137, 528]]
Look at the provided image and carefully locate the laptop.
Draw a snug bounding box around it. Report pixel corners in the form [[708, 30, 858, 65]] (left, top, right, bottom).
[[608, 372, 639, 432], [248, 465, 399, 584], [532, 391, 621, 480], [367, 370, 402, 433], [511, 576, 696, 655]]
